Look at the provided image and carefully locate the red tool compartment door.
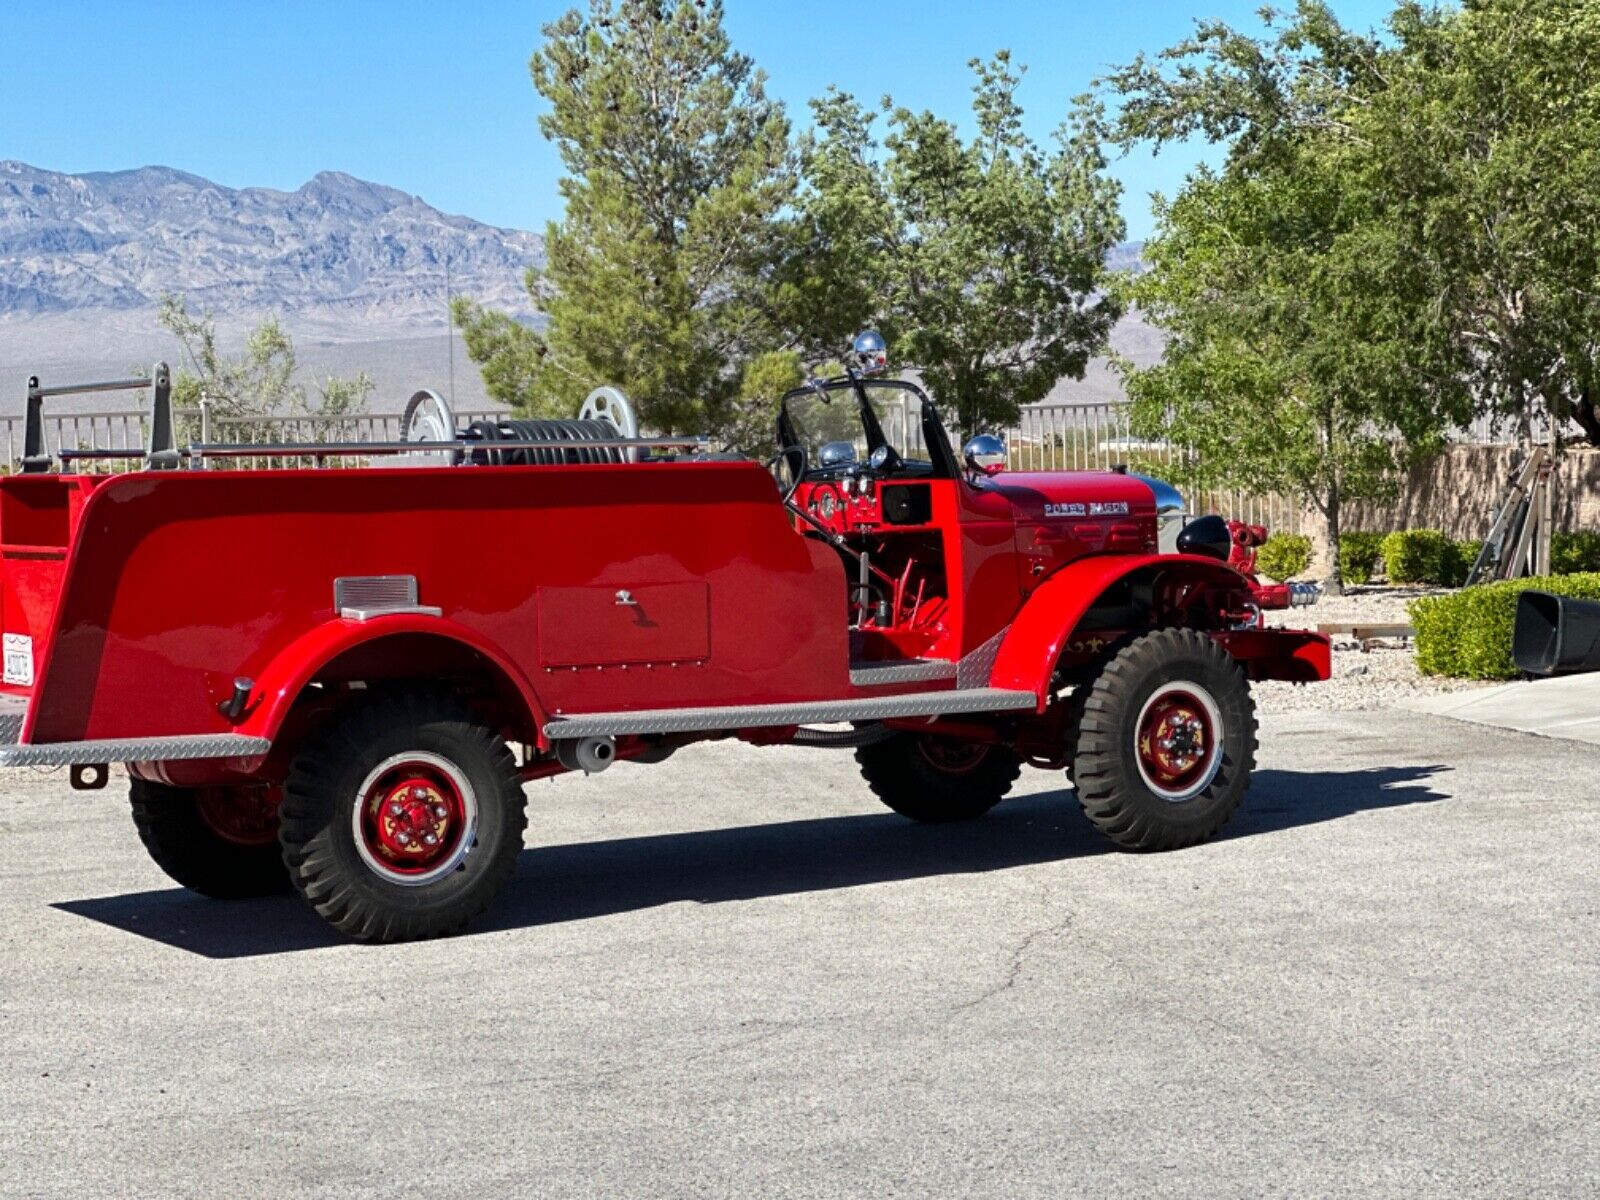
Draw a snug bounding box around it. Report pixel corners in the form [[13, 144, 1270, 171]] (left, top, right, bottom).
[[538, 581, 711, 667]]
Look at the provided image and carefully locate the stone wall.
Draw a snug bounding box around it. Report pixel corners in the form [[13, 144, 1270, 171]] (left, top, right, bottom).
[[1343, 445, 1600, 538]]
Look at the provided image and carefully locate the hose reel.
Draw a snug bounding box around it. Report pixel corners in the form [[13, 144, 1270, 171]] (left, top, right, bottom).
[[400, 385, 641, 465]]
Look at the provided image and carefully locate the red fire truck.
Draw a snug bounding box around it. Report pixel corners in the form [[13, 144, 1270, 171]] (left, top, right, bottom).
[[1, 334, 1327, 942]]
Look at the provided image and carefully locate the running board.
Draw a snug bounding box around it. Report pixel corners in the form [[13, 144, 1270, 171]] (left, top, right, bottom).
[[543, 687, 1037, 739], [0, 733, 271, 768], [848, 658, 957, 687]]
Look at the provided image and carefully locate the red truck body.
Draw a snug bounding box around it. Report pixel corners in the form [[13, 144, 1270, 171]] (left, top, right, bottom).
[[0, 460, 1325, 780], [1, 350, 1329, 941]]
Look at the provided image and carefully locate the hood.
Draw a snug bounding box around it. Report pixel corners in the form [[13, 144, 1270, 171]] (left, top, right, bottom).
[[987, 471, 1158, 523]]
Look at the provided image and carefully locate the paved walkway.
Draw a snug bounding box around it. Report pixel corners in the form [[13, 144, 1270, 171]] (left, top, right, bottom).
[[1405, 670, 1600, 745]]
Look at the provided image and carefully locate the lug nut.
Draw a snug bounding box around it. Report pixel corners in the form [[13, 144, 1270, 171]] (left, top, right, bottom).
[[423, 833, 438, 846], [395, 831, 411, 846], [433, 804, 447, 818], [389, 802, 404, 816]]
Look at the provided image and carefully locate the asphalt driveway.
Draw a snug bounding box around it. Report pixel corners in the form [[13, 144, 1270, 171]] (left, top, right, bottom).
[[0, 709, 1595, 1198]]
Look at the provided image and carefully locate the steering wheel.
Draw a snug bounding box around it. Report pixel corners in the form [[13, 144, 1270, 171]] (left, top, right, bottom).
[[766, 443, 808, 505]]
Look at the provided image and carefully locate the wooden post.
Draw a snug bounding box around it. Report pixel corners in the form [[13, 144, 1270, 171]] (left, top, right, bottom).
[[1537, 417, 1557, 577]]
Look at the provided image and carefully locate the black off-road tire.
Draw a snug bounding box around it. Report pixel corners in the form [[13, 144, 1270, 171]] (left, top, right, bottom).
[[856, 733, 1022, 823], [279, 692, 527, 943], [1067, 627, 1256, 852], [130, 780, 290, 898]]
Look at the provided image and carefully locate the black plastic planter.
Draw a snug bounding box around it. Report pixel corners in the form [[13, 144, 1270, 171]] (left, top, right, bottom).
[[1513, 590, 1600, 677]]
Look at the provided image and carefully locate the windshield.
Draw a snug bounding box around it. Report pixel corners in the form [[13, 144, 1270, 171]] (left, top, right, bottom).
[[782, 383, 929, 466]]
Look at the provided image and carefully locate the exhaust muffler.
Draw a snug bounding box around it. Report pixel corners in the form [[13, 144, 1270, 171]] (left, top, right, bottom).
[[556, 736, 618, 774]]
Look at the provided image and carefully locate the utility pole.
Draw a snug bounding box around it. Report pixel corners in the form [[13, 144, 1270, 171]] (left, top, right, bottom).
[[444, 253, 456, 399]]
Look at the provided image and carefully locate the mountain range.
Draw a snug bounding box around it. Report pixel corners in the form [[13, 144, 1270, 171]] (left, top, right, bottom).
[[0, 160, 542, 323], [0, 160, 1154, 414]]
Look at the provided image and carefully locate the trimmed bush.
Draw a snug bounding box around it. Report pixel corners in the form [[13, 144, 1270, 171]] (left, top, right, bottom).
[[1255, 532, 1313, 581], [1410, 572, 1600, 679], [1552, 531, 1600, 576], [1381, 529, 1452, 585], [1441, 538, 1483, 587], [1339, 531, 1386, 586]]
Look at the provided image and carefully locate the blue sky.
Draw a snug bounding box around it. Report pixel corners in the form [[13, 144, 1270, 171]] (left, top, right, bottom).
[[0, 0, 1397, 240]]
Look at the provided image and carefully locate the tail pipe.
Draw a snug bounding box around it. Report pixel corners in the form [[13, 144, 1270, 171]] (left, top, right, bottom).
[[555, 736, 617, 774], [1513, 590, 1600, 677]]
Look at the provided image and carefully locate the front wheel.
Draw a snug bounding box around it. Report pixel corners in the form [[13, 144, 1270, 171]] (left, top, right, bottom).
[[1067, 627, 1256, 851], [856, 733, 1021, 823], [278, 692, 527, 943]]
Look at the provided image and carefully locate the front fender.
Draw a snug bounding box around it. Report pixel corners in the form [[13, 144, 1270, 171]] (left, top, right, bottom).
[[989, 553, 1256, 706], [239, 614, 549, 745]]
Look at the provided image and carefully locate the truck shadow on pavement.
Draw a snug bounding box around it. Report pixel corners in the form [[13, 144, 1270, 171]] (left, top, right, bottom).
[[54, 763, 1450, 958]]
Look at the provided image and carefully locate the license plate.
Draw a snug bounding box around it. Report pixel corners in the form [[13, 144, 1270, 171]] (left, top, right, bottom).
[[3, 633, 33, 686]]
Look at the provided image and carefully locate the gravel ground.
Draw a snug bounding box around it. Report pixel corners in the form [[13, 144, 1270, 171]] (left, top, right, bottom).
[[1257, 584, 1497, 712]]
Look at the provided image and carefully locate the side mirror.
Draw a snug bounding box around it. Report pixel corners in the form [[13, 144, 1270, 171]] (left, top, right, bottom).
[[851, 329, 888, 377], [963, 434, 1007, 476], [817, 441, 858, 468]]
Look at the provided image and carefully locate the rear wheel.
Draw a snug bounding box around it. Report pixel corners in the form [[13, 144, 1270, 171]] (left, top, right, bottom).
[[130, 780, 289, 898], [856, 733, 1021, 823], [278, 692, 527, 943], [1067, 627, 1256, 851]]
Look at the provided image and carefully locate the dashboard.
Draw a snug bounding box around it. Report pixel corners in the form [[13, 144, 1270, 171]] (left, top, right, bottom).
[[795, 476, 934, 535]]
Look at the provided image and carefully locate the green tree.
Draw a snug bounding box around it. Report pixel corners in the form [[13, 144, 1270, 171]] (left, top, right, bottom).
[[457, 0, 793, 434], [448, 298, 570, 418], [1102, 4, 1467, 591], [793, 54, 1125, 436], [158, 294, 372, 418], [1367, 0, 1600, 444]]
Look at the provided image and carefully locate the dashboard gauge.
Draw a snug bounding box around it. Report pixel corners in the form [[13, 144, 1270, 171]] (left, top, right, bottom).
[[817, 488, 838, 519]]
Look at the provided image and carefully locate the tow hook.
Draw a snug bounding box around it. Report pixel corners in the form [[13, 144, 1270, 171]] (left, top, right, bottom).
[[556, 736, 617, 775]]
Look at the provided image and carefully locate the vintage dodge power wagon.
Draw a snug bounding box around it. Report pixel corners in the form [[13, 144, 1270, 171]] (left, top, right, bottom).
[[1, 334, 1327, 942]]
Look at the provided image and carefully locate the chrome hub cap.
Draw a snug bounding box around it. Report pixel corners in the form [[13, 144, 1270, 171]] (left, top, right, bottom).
[[1134, 682, 1224, 803], [352, 752, 477, 886]]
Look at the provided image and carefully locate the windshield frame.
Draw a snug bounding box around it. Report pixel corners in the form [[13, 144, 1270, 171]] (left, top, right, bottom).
[[776, 373, 959, 480]]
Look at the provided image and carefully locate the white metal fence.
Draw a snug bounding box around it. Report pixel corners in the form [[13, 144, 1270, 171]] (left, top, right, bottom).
[[0, 405, 501, 474], [1008, 403, 1306, 533], [0, 397, 1471, 535]]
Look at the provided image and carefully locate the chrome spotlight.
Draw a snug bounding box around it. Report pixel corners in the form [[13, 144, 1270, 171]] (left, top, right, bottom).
[[851, 329, 888, 377]]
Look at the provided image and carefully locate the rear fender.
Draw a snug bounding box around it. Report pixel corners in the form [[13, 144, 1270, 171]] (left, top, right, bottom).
[[239, 615, 549, 749], [990, 554, 1260, 706]]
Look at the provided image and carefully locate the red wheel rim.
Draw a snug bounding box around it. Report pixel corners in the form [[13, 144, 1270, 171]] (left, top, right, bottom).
[[915, 737, 991, 776], [194, 785, 281, 847], [1134, 683, 1223, 802], [352, 752, 477, 886]]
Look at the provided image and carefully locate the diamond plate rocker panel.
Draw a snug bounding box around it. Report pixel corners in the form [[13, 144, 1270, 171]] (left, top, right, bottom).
[[543, 687, 1037, 739]]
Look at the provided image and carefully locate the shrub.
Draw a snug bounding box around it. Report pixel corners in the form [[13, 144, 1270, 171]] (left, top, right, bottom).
[[1410, 572, 1600, 679], [1339, 531, 1386, 586], [1552, 531, 1600, 576], [1441, 538, 1483, 587], [1381, 529, 1452, 584], [1255, 532, 1313, 580]]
